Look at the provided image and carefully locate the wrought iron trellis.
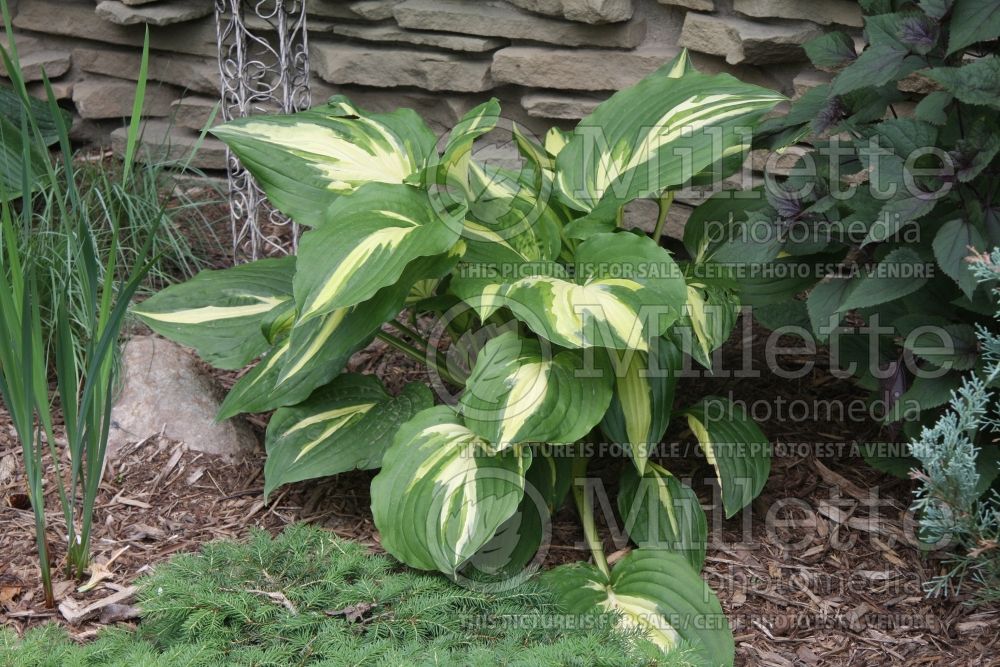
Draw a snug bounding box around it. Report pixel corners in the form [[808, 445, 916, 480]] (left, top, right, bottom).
[[214, 0, 311, 262]]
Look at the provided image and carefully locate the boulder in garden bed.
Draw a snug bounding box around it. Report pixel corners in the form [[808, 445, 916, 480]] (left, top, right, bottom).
[[108, 336, 259, 458]]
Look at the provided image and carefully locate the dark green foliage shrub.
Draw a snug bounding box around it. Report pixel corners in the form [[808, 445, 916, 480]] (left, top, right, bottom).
[[690, 0, 1000, 465]]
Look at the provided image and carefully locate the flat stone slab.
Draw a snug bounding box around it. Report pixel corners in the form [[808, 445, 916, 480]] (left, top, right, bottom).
[[733, 0, 863, 27], [74, 46, 220, 95], [0, 49, 70, 82], [494, 46, 676, 91], [108, 336, 258, 458], [14, 1, 218, 58], [506, 0, 634, 24], [170, 95, 220, 131], [394, 0, 645, 48], [678, 13, 821, 65], [111, 120, 228, 170], [521, 92, 603, 119], [73, 76, 177, 119], [331, 23, 507, 53], [312, 42, 495, 92], [96, 0, 214, 27]]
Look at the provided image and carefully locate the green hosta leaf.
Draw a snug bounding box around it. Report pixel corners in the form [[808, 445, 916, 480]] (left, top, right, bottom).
[[512, 122, 554, 173], [675, 284, 740, 369], [263, 375, 432, 500], [840, 248, 929, 311], [212, 96, 435, 226], [544, 549, 733, 664], [132, 257, 295, 370], [294, 182, 463, 322], [600, 337, 682, 473], [218, 250, 462, 418], [804, 32, 857, 70], [461, 162, 563, 264], [555, 58, 783, 224], [371, 406, 530, 575], [684, 397, 770, 518], [934, 218, 986, 299], [498, 233, 687, 351], [459, 331, 613, 450], [947, 0, 1000, 54], [0, 84, 71, 146], [618, 463, 708, 570], [432, 98, 502, 195], [466, 448, 571, 579], [926, 57, 1000, 109]]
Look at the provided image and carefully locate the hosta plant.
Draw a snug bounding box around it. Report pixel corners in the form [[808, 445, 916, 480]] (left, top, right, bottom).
[[136, 51, 781, 664]]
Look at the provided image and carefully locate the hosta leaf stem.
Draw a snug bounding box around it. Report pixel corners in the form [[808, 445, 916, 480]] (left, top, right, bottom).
[[375, 329, 463, 387], [572, 454, 610, 579]]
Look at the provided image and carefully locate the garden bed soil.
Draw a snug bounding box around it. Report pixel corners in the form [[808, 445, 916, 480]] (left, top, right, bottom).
[[2, 321, 999, 665]]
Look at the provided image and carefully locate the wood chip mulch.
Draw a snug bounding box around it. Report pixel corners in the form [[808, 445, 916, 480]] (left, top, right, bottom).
[[1, 318, 999, 666]]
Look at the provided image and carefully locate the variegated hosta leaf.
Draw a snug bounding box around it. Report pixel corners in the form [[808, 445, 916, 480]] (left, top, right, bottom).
[[499, 232, 687, 350], [672, 284, 740, 369], [600, 337, 682, 473], [218, 250, 463, 419], [212, 96, 436, 227], [132, 257, 295, 370], [464, 448, 572, 579], [459, 331, 614, 450], [554, 52, 784, 226], [544, 549, 734, 665], [263, 374, 432, 501], [294, 182, 464, 323], [684, 397, 771, 519], [371, 406, 531, 575], [512, 122, 554, 173], [461, 162, 564, 265], [618, 462, 708, 570], [431, 98, 501, 196]]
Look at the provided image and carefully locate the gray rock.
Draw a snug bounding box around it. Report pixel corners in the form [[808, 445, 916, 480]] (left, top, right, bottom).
[[493, 46, 680, 90], [305, 0, 400, 19], [506, 0, 634, 24], [656, 0, 715, 11], [74, 47, 219, 95], [120, 0, 161, 5], [792, 70, 831, 98], [170, 95, 220, 131], [350, 0, 403, 20], [733, 0, 863, 28], [312, 42, 495, 92], [96, 0, 214, 27], [394, 0, 645, 48], [27, 79, 74, 101], [521, 92, 603, 119], [108, 336, 259, 458], [678, 13, 821, 65], [14, 1, 218, 57], [311, 79, 479, 133], [73, 76, 177, 119], [111, 120, 228, 170], [332, 23, 506, 53], [492, 45, 774, 91], [0, 49, 71, 82], [622, 197, 691, 240]]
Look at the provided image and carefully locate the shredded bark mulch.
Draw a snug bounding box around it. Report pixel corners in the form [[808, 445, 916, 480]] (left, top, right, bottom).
[[1, 318, 999, 665]]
